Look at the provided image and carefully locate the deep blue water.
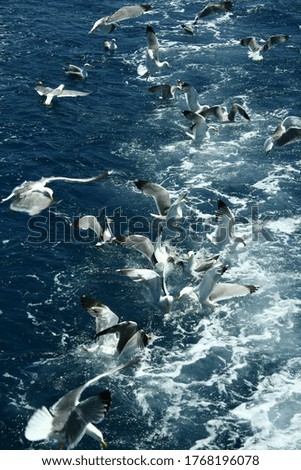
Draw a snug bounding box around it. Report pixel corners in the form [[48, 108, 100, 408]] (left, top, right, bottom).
[[1, 0, 301, 451]]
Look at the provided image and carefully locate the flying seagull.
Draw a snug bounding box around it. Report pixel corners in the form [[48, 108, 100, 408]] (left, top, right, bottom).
[[182, 110, 219, 141], [207, 199, 246, 248], [35, 82, 90, 105], [117, 268, 173, 312], [148, 84, 180, 100], [1, 171, 109, 215], [193, 1, 234, 24], [134, 180, 187, 222], [138, 25, 170, 77], [89, 5, 151, 34], [179, 264, 258, 307], [114, 234, 158, 265], [200, 104, 250, 122], [177, 82, 209, 114], [240, 34, 290, 61], [95, 321, 150, 358], [263, 116, 301, 153], [74, 215, 114, 245], [103, 39, 117, 51], [24, 360, 136, 449], [64, 63, 93, 79]]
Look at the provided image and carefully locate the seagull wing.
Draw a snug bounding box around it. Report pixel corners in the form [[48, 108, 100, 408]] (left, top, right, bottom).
[[44, 171, 110, 184], [35, 82, 53, 96], [146, 25, 160, 60], [117, 268, 162, 303], [56, 89, 90, 98], [276, 127, 301, 147], [65, 390, 111, 450], [135, 180, 171, 216], [106, 5, 151, 24], [80, 295, 119, 333], [115, 234, 157, 264], [262, 34, 290, 52], [210, 282, 258, 302]]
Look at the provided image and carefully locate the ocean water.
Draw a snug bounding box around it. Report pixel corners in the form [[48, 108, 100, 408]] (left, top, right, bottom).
[[1, 0, 301, 451]]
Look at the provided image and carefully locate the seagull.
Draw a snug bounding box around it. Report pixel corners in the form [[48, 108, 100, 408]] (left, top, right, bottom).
[[263, 116, 301, 153], [177, 82, 209, 113], [80, 295, 119, 335], [182, 110, 219, 141], [1, 171, 109, 216], [138, 25, 170, 77], [74, 215, 114, 245], [103, 39, 117, 51], [207, 199, 246, 248], [88, 16, 116, 34], [181, 24, 195, 35], [64, 63, 93, 79], [95, 321, 150, 359], [114, 234, 158, 265], [200, 104, 250, 122], [240, 34, 290, 61], [105, 4, 152, 24], [89, 5, 151, 34], [35, 82, 90, 105], [185, 251, 220, 277], [179, 264, 258, 308], [134, 180, 187, 222], [148, 84, 181, 100], [117, 268, 173, 312], [24, 361, 136, 449], [193, 1, 234, 24]]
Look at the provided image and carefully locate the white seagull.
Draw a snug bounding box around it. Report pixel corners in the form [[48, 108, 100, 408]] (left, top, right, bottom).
[[200, 104, 250, 122], [89, 4, 151, 34], [35, 82, 90, 105], [74, 215, 114, 245], [1, 171, 109, 216], [138, 25, 170, 77], [177, 82, 209, 114], [240, 34, 290, 61], [117, 268, 173, 312], [24, 361, 136, 449], [207, 199, 246, 248], [182, 110, 219, 142], [179, 264, 258, 308], [64, 63, 93, 79], [134, 179, 187, 222], [193, 1, 234, 24], [95, 320, 150, 359], [148, 84, 181, 100], [103, 39, 117, 51], [263, 116, 301, 153]]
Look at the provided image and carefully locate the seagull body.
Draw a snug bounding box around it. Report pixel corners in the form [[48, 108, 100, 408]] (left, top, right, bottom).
[[35, 82, 90, 105], [134, 180, 187, 222], [200, 104, 250, 122], [80, 295, 119, 335], [182, 110, 218, 141], [103, 39, 117, 51], [24, 361, 134, 449], [207, 199, 246, 248], [64, 63, 93, 79], [95, 321, 150, 358], [89, 16, 116, 34], [117, 268, 173, 312], [185, 251, 220, 277], [89, 5, 151, 34], [264, 116, 301, 153], [181, 24, 195, 35], [193, 1, 234, 24], [75, 216, 114, 245], [179, 264, 258, 308], [138, 25, 170, 77], [115, 234, 158, 265], [148, 84, 180, 100], [240, 34, 290, 61], [178, 82, 209, 114], [1, 171, 109, 216]]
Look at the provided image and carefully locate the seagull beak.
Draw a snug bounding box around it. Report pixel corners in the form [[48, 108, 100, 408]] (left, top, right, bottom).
[[101, 439, 108, 449]]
